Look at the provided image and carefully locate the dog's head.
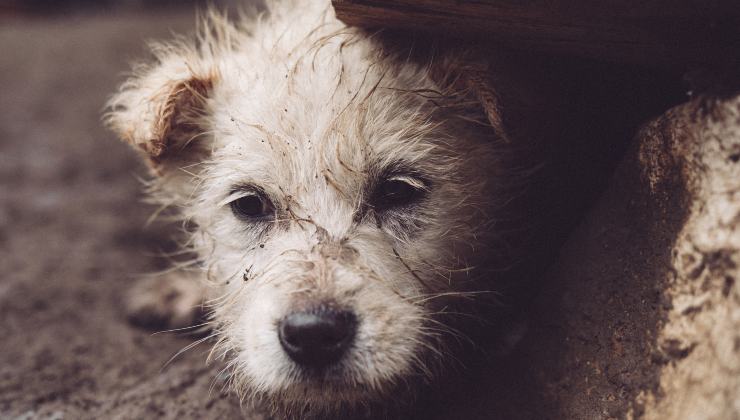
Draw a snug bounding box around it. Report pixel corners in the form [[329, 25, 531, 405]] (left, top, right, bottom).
[[107, 3, 526, 417]]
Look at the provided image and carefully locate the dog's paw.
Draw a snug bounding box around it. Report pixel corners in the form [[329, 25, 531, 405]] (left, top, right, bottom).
[[126, 273, 209, 331]]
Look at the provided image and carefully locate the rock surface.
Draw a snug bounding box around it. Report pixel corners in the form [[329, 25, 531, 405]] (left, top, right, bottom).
[[638, 94, 740, 420], [462, 92, 740, 420]]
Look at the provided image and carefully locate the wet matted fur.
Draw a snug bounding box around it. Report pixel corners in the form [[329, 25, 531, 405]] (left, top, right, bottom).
[[106, 1, 567, 418]]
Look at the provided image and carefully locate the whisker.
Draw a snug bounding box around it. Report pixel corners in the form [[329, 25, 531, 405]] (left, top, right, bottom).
[[152, 321, 213, 336], [160, 333, 217, 372]]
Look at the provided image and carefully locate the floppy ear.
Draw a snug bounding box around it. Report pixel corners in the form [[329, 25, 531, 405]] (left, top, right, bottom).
[[456, 62, 512, 144], [428, 49, 550, 148], [105, 54, 217, 168], [423, 53, 518, 145]]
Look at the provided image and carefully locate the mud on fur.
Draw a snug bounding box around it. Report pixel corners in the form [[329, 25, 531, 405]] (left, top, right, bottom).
[[105, 0, 543, 418]]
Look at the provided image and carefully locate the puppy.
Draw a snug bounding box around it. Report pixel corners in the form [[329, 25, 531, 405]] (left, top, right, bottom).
[[106, 0, 538, 417]]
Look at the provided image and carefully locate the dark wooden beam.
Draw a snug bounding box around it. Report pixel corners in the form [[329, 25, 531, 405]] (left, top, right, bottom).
[[332, 0, 740, 67]]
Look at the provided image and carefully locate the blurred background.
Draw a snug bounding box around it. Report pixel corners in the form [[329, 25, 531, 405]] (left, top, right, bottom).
[[1, 0, 226, 15], [0, 1, 260, 418]]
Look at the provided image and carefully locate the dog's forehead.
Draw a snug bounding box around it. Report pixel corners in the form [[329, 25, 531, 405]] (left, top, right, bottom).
[[208, 44, 444, 185]]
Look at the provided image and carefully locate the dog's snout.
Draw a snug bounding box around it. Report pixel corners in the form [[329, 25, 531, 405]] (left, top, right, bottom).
[[278, 307, 357, 368]]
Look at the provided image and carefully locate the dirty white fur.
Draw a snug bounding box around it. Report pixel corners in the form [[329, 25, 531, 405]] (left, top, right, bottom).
[[107, 0, 517, 417]]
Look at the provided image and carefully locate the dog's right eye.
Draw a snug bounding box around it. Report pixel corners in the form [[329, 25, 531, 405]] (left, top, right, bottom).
[[371, 175, 427, 212], [230, 192, 274, 220]]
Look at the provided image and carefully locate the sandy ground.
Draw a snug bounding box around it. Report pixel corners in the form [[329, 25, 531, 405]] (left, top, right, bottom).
[[0, 11, 252, 419]]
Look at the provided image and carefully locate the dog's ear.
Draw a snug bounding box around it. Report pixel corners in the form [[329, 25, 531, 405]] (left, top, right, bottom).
[[456, 62, 512, 144], [429, 50, 549, 148], [106, 56, 217, 169]]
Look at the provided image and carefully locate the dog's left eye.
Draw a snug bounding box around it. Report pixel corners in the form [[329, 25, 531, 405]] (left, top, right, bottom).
[[230, 192, 274, 220], [372, 177, 425, 211]]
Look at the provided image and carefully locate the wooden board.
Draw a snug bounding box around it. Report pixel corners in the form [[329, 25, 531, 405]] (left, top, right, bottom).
[[332, 0, 740, 67]]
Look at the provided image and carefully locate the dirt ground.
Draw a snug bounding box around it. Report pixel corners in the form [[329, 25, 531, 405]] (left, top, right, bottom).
[[0, 10, 253, 419]]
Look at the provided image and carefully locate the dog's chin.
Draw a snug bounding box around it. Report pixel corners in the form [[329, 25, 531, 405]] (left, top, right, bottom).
[[245, 366, 417, 419], [266, 370, 394, 404]]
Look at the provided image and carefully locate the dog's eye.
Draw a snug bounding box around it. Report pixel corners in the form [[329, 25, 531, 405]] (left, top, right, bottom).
[[230, 193, 274, 220], [373, 177, 425, 210]]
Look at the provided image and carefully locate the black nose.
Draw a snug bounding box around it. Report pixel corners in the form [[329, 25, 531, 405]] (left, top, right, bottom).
[[278, 307, 357, 368]]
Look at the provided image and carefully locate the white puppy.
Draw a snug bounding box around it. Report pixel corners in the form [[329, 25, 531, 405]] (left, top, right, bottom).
[[107, 1, 531, 417]]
